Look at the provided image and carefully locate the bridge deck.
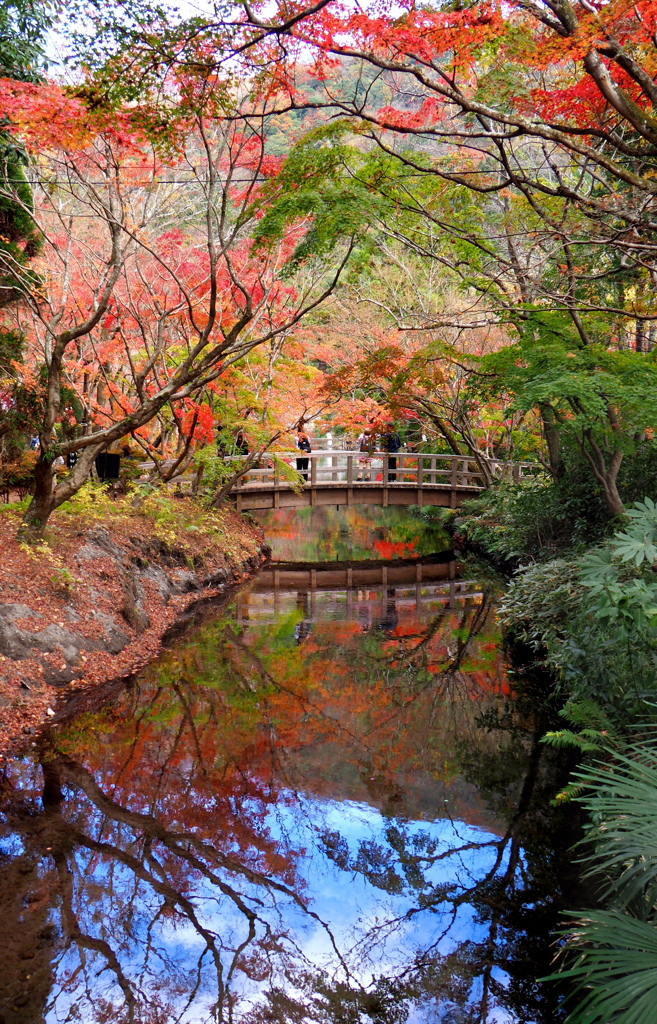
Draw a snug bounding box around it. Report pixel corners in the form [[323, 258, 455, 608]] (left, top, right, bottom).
[[229, 451, 539, 511]]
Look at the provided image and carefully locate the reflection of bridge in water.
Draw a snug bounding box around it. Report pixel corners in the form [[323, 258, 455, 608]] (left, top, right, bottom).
[[257, 554, 458, 590], [230, 451, 538, 512], [235, 558, 484, 625]]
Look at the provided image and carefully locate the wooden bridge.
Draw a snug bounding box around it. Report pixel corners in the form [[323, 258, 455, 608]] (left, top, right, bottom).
[[229, 451, 539, 512]]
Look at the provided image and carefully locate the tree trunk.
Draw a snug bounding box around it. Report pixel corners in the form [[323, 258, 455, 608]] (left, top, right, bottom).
[[636, 319, 646, 352], [20, 444, 102, 538], [599, 470, 625, 518], [539, 403, 565, 481], [211, 453, 260, 507], [428, 414, 465, 457], [580, 431, 625, 517], [19, 458, 58, 539]]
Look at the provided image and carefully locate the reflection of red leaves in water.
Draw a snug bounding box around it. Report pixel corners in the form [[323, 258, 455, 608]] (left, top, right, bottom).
[[392, 621, 424, 637], [328, 622, 363, 642], [49, 590, 511, 882], [373, 539, 416, 559]]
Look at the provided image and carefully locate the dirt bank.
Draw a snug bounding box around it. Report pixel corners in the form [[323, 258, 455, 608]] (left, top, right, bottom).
[[0, 497, 268, 760]]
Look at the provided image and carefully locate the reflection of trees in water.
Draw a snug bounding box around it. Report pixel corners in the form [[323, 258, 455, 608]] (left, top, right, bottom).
[[1, 751, 351, 1024], [0, 592, 578, 1023], [259, 506, 451, 564], [0, 767, 62, 1024]]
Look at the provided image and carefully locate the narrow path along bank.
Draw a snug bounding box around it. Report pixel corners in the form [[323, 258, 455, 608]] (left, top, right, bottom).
[[0, 497, 268, 760]]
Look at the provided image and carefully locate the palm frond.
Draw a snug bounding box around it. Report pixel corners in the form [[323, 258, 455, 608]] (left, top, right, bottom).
[[553, 910, 657, 1024], [573, 738, 657, 909], [550, 736, 657, 1023]]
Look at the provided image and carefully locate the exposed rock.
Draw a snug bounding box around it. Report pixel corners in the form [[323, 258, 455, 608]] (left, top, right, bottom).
[[121, 568, 151, 633], [0, 605, 48, 660], [129, 535, 193, 568], [43, 663, 77, 686], [75, 542, 108, 562], [91, 611, 131, 655], [0, 605, 44, 622], [141, 566, 173, 602], [0, 524, 259, 680], [170, 569, 202, 594], [84, 527, 126, 562], [29, 624, 84, 658]]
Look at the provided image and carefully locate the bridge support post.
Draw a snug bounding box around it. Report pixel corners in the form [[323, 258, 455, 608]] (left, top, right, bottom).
[[416, 455, 423, 505], [347, 455, 354, 505], [382, 457, 389, 507], [450, 457, 458, 509]]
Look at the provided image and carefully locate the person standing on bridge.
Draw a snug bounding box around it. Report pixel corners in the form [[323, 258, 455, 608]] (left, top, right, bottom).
[[381, 424, 402, 481], [357, 428, 375, 480], [296, 427, 312, 482]]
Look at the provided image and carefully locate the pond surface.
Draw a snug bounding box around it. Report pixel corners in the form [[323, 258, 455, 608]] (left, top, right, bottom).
[[0, 507, 579, 1024], [254, 506, 452, 563]]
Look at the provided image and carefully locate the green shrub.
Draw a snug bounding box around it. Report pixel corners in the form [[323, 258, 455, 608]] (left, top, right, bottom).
[[456, 471, 612, 564], [616, 440, 657, 505], [499, 500, 657, 731]]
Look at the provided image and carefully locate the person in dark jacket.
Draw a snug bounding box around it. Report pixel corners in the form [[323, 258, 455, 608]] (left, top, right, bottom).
[[296, 428, 311, 481], [381, 425, 402, 480], [235, 430, 249, 455]]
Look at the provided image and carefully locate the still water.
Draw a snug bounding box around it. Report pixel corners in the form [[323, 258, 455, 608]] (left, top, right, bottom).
[[0, 507, 579, 1024]]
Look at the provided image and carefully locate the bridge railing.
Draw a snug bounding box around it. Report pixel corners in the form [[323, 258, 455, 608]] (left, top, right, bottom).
[[135, 451, 542, 495], [229, 451, 540, 491]]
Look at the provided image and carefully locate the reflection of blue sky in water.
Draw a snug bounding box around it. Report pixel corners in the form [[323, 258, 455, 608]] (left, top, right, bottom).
[[40, 790, 516, 1023], [265, 796, 514, 971]]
